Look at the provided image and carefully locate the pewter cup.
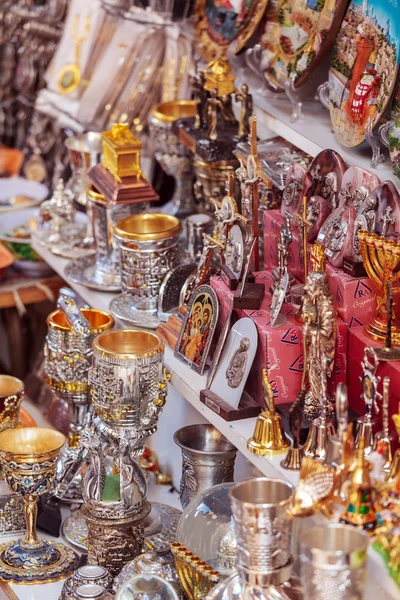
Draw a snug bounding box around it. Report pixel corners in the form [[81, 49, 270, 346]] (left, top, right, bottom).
[[230, 478, 294, 586], [65, 133, 103, 207], [185, 214, 213, 260], [173, 424, 237, 509], [149, 101, 197, 218], [111, 213, 182, 328], [299, 524, 368, 600]]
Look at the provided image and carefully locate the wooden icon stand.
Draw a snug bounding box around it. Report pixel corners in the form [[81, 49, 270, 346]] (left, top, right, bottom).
[[200, 388, 262, 422]]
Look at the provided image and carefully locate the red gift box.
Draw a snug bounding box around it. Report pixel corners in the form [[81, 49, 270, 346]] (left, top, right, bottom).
[[326, 264, 376, 328], [211, 273, 347, 407], [348, 327, 400, 437]]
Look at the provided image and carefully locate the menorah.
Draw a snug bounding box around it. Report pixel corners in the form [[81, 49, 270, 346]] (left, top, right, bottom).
[[358, 230, 400, 345], [170, 543, 220, 600]]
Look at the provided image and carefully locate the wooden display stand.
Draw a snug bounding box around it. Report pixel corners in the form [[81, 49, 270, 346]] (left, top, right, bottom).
[[200, 389, 262, 421], [220, 266, 255, 291]]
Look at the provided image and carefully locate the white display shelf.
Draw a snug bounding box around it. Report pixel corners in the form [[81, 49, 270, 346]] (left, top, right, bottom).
[[233, 66, 399, 190], [31, 242, 399, 600]]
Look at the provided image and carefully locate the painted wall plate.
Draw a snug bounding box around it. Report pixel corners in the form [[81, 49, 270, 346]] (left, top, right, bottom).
[[210, 317, 258, 409], [259, 0, 348, 92], [195, 0, 269, 61], [328, 0, 400, 148]]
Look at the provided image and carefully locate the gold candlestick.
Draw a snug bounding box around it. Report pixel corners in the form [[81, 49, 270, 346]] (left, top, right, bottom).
[[358, 231, 400, 345]]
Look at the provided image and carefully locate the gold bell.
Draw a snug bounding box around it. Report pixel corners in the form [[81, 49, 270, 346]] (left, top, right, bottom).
[[247, 369, 290, 455]]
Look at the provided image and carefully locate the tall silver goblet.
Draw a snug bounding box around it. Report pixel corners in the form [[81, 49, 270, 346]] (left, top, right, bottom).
[[149, 101, 197, 218], [65, 132, 103, 207]]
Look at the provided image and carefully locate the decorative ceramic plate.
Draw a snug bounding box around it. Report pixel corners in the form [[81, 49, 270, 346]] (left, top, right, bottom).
[[195, 0, 269, 61], [258, 0, 348, 91], [62, 503, 181, 555], [328, 0, 400, 148], [0, 178, 48, 214]]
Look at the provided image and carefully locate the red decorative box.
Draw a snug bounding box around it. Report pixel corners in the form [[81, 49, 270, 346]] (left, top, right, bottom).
[[348, 327, 399, 436], [211, 273, 347, 407], [326, 264, 376, 328]]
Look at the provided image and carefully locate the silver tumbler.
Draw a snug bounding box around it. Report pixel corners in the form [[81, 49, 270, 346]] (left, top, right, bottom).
[[299, 524, 368, 600], [149, 100, 197, 218], [110, 213, 182, 328], [173, 424, 237, 509], [230, 478, 294, 586]]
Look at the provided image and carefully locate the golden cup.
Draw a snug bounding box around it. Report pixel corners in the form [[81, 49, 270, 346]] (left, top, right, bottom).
[[0, 427, 78, 583], [0, 375, 24, 432]]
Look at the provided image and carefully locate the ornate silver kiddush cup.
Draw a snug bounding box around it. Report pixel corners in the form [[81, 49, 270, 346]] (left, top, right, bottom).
[[110, 214, 182, 329], [45, 301, 115, 446], [149, 101, 197, 218], [65, 132, 103, 207], [173, 424, 237, 509], [299, 524, 368, 600], [84, 329, 168, 521], [230, 478, 294, 586]]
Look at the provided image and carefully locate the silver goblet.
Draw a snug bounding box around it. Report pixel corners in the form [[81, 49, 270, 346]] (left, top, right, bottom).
[[149, 100, 197, 218]]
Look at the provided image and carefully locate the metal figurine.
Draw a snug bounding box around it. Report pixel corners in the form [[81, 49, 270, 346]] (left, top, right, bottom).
[[235, 83, 253, 137], [380, 205, 396, 238], [226, 338, 250, 388], [374, 283, 400, 361], [290, 456, 336, 518], [192, 71, 208, 130], [304, 353, 335, 462], [278, 214, 293, 278], [206, 90, 223, 141], [326, 382, 349, 467], [291, 195, 312, 305], [374, 377, 395, 472], [309, 241, 326, 272], [356, 346, 381, 455], [301, 270, 337, 420], [247, 368, 290, 455], [280, 330, 307, 470]]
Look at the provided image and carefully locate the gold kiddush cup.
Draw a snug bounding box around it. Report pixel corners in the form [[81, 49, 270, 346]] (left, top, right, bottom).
[[0, 375, 24, 432], [0, 427, 78, 583], [111, 213, 182, 328]]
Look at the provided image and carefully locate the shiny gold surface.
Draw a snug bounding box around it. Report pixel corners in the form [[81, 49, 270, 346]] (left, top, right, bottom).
[[93, 329, 164, 359], [0, 427, 65, 458], [87, 186, 105, 203], [0, 376, 23, 398], [151, 100, 196, 123], [47, 308, 114, 334], [114, 213, 182, 241], [102, 123, 143, 180], [171, 543, 219, 600]]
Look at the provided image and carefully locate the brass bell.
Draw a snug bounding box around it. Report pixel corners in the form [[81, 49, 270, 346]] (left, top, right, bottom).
[[247, 369, 290, 455]]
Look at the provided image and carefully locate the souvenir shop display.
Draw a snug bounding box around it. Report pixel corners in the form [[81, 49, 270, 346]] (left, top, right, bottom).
[[4, 1, 400, 598], [381, 81, 400, 178]]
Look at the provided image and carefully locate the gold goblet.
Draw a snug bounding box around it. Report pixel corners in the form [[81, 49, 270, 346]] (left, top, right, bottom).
[[0, 427, 78, 583], [0, 375, 24, 432]]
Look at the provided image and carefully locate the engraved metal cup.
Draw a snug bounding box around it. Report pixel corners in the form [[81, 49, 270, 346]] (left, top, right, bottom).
[[173, 424, 237, 509], [65, 133, 103, 207], [44, 308, 115, 445], [0, 375, 24, 433], [193, 157, 238, 213], [83, 329, 168, 521], [229, 477, 294, 586], [0, 427, 78, 583], [149, 101, 197, 218], [111, 214, 182, 328], [299, 524, 369, 600]]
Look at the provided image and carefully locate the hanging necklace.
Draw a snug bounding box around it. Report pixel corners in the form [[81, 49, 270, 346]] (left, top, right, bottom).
[[57, 14, 90, 95]]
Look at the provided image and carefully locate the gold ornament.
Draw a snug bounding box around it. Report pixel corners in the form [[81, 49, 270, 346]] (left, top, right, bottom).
[[57, 14, 90, 95]]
